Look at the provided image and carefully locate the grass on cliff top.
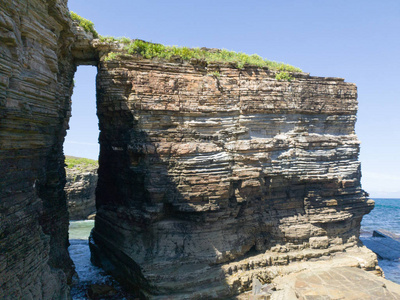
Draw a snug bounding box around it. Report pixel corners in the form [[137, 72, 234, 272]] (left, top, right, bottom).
[[65, 156, 98, 170], [99, 35, 131, 44], [104, 39, 302, 72], [68, 10, 300, 72], [70, 11, 99, 38]]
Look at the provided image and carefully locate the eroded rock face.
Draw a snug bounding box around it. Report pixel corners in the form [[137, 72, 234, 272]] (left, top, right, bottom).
[[65, 166, 98, 220], [0, 0, 95, 298], [0, 1, 377, 298], [91, 57, 374, 298]]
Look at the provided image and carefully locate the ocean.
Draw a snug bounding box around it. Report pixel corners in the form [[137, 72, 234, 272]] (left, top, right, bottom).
[[69, 220, 126, 299], [360, 198, 400, 284], [68, 198, 400, 298]]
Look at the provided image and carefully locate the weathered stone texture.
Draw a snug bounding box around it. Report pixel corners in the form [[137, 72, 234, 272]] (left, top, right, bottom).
[[91, 56, 374, 298], [0, 2, 381, 298], [65, 164, 98, 220], [0, 0, 78, 298], [270, 264, 400, 300]]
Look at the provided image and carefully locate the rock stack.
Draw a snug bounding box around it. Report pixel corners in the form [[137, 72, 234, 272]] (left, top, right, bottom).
[[90, 54, 375, 298], [0, 1, 392, 298]]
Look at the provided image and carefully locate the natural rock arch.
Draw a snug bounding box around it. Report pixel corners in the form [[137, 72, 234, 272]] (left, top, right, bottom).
[[0, 1, 377, 299]]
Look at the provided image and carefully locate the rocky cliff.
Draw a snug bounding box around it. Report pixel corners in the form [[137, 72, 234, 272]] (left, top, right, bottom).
[[0, 0, 77, 298], [90, 50, 375, 298], [0, 1, 98, 298], [0, 2, 380, 299], [65, 156, 98, 220]]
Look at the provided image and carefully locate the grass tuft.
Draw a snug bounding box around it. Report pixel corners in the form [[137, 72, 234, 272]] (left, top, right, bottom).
[[104, 52, 119, 61], [65, 156, 98, 171], [209, 71, 221, 78], [70, 11, 99, 38], [99, 36, 131, 44], [121, 40, 302, 72], [275, 71, 294, 81]]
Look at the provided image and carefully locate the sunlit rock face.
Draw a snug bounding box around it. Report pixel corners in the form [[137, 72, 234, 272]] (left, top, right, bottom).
[[91, 57, 374, 298], [65, 168, 97, 220], [65, 158, 98, 220], [0, 1, 374, 298]]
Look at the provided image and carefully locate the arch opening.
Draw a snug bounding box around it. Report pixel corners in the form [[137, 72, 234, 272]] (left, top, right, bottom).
[[63, 65, 118, 298]]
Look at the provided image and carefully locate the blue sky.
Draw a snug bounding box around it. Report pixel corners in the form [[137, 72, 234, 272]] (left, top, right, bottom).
[[65, 0, 400, 198]]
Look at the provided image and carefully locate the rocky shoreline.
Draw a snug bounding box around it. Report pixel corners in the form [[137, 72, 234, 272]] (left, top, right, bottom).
[[90, 39, 376, 298], [1, 0, 400, 298]]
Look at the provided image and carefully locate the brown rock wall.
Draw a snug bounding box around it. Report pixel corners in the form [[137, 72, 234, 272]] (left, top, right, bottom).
[[0, 3, 377, 298], [0, 0, 83, 298], [91, 56, 373, 298]]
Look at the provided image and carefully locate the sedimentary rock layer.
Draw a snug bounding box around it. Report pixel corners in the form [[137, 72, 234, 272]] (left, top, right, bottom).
[[91, 55, 374, 298], [0, 2, 378, 298], [65, 159, 98, 220], [269, 262, 400, 299], [0, 1, 91, 298]]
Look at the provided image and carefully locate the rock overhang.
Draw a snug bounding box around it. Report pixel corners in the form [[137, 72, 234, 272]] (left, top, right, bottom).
[[0, 3, 378, 299]]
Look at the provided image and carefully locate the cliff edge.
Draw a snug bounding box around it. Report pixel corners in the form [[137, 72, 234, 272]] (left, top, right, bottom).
[[89, 40, 376, 298], [0, 2, 391, 299]]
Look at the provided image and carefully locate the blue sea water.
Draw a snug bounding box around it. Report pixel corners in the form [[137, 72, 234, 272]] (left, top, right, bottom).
[[361, 198, 400, 236], [68, 199, 400, 298], [361, 198, 400, 284], [68, 220, 126, 299]]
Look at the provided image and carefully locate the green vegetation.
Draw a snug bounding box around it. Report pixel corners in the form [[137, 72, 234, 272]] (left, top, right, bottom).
[[209, 71, 221, 78], [104, 52, 120, 62], [68, 10, 300, 72], [275, 71, 294, 82], [65, 156, 98, 171], [70, 11, 99, 38], [122, 40, 302, 72], [99, 36, 131, 44]]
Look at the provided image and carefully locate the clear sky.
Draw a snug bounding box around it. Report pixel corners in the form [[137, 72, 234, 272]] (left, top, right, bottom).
[[65, 0, 400, 198]]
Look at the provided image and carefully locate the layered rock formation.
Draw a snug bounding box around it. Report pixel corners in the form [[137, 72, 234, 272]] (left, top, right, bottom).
[[65, 157, 98, 220], [0, 1, 382, 299], [237, 246, 400, 299], [90, 53, 375, 298], [0, 1, 96, 298], [0, 0, 76, 298], [269, 263, 400, 299]]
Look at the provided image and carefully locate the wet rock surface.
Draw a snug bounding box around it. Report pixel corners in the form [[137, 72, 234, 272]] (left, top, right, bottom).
[[362, 230, 400, 260]]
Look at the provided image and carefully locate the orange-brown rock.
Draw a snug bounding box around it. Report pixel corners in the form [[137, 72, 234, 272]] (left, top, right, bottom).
[[90, 53, 374, 298], [0, 2, 385, 299]]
